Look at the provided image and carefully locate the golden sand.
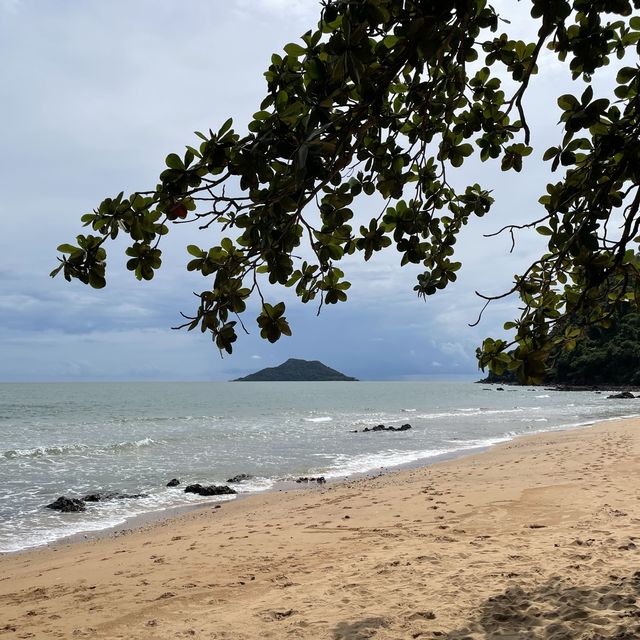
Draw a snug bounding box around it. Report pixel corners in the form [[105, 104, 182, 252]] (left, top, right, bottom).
[[1, 419, 639, 639]]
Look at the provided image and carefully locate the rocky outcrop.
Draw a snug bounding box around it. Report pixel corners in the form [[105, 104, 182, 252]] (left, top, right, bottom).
[[226, 474, 253, 483], [184, 484, 237, 496], [166, 478, 180, 487], [607, 391, 636, 399], [354, 423, 412, 433], [295, 476, 326, 484], [83, 492, 148, 502], [46, 497, 86, 512]]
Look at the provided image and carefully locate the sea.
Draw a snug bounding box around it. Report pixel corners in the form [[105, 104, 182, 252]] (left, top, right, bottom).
[[1, 380, 638, 554]]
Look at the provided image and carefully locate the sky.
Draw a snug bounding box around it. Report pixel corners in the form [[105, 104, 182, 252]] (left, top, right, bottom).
[[0, 0, 610, 381]]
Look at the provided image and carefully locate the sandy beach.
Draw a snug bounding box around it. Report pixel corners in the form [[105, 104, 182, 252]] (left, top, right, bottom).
[[1, 418, 639, 639]]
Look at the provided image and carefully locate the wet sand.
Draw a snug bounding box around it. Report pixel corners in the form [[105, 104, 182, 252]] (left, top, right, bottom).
[[1, 418, 639, 639]]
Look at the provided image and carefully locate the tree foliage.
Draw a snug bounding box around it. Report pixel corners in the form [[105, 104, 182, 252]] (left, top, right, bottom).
[[52, 0, 640, 381], [483, 303, 640, 385], [550, 304, 640, 385]]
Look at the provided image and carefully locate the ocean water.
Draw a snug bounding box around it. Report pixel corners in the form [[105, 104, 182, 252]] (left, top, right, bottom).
[[0, 381, 637, 553]]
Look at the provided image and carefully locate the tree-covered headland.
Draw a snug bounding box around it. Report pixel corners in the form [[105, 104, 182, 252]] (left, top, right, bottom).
[[52, 0, 640, 383], [483, 303, 640, 385]]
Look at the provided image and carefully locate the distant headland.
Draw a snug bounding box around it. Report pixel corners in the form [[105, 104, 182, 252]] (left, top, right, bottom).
[[233, 358, 358, 382]]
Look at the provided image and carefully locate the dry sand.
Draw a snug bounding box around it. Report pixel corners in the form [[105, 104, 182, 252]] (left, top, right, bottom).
[[1, 419, 639, 639]]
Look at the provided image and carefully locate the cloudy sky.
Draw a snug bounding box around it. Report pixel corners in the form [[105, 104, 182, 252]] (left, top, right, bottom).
[[0, 1, 605, 381]]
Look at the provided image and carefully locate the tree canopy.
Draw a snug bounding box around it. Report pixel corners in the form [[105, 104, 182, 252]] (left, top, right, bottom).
[[52, 0, 640, 382], [551, 304, 640, 385], [482, 302, 640, 385]]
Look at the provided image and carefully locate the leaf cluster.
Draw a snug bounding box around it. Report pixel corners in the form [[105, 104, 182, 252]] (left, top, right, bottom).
[[53, 0, 640, 377]]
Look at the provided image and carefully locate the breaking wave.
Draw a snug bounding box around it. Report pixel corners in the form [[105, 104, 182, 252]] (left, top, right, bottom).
[[2, 437, 161, 460]]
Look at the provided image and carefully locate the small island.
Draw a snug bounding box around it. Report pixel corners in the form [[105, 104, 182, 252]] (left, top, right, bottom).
[[234, 358, 358, 382]]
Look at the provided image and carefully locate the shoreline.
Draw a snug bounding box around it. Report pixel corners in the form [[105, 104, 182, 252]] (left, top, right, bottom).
[[2, 416, 640, 638], [2, 443, 495, 558], [5, 411, 637, 558]]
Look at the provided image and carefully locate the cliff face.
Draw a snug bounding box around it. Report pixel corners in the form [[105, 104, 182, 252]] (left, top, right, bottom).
[[234, 358, 358, 381]]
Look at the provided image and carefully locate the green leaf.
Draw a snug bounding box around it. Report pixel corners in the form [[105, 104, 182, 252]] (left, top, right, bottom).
[[57, 244, 80, 254], [218, 118, 233, 137], [557, 94, 579, 111], [284, 42, 306, 57], [165, 153, 183, 170]]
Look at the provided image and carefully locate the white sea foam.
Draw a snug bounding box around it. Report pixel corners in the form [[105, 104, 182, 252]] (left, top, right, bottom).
[[445, 435, 514, 447], [0, 490, 237, 554], [233, 477, 274, 493], [3, 443, 90, 459], [320, 435, 517, 480], [416, 408, 525, 420], [321, 448, 450, 478], [2, 438, 162, 460], [304, 416, 333, 423]]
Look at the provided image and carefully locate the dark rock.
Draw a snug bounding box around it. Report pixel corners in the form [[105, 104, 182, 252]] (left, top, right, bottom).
[[607, 391, 636, 399], [295, 476, 326, 484], [46, 496, 86, 512], [184, 484, 237, 496], [362, 423, 412, 433], [83, 492, 117, 502], [555, 385, 605, 392], [496, 387, 504, 391], [166, 478, 180, 487], [83, 492, 148, 502], [226, 474, 253, 483]]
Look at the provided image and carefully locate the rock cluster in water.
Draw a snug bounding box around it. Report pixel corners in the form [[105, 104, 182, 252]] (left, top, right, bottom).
[[352, 423, 412, 433], [83, 492, 148, 502], [184, 484, 237, 496], [45, 492, 149, 512], [44, 470, 333, 513], [46, 497, 86, 512], [45, 477, 244, 512], [226, 474, 253, 483]]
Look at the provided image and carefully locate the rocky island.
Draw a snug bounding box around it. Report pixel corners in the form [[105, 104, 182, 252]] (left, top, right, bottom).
[[234, 358, 357, 381]]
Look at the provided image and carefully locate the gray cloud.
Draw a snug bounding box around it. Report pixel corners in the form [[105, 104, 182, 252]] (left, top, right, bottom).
[[0, 1, 620, 381]]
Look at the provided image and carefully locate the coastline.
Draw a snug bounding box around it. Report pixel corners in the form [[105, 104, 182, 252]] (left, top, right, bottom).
[[6, 410, 634, 558], [1, 442, 496, 558], [2, 417, 639, 638], [4, 380, 638, 556]]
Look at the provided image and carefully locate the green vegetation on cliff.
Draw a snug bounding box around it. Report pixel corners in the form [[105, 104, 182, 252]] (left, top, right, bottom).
[[483, 306, 640, 386], [234, 358, 357, 382]]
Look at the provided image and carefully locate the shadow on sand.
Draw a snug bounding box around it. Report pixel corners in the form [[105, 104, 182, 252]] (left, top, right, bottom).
[[332, 570, 640, 639]]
